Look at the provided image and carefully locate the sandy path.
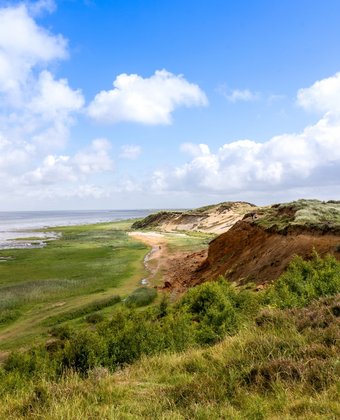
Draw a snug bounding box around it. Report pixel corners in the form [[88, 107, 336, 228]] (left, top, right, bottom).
[[128, 232, 168, 284], [128, 231, 207, 295]]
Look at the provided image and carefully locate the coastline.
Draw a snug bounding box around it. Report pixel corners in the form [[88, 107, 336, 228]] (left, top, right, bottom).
[[0, 209, 155, 250]]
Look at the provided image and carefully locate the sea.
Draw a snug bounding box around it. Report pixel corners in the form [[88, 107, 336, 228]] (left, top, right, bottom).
[[0, 210, 154, 250]]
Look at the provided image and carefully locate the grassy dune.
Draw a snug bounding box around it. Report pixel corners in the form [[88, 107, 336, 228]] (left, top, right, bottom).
[[255, 199, 340, 231]]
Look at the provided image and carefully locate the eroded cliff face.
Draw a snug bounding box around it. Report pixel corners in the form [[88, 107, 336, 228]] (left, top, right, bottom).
[[202, 220, 340, 284], [164, 219, 340, 292]]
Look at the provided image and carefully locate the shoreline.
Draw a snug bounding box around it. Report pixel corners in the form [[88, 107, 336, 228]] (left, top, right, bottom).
[[0, 210, 154, 250]]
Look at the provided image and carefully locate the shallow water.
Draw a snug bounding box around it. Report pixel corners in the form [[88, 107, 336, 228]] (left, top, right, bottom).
[[0, 209, 154, 250]]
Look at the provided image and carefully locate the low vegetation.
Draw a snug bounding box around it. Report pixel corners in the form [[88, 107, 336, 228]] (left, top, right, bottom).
[[255, 199, 340, 232], [0, 254, 339, 418], [0, 221, 148, 350]]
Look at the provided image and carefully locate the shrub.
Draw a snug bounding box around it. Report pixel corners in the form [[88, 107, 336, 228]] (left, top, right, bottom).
[[125, 287, 157, 308], [61, 330, 107, 375], [85, 312, 105, 324], [3, 348, 57, 379], [49, 324, 73, 340], [0, 308, 21, 326], [178, 279, 244, 344], [264, 253, 340, 308]]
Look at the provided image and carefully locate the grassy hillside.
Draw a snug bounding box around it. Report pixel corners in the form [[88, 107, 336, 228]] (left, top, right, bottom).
[[0, 254, 339, 418]]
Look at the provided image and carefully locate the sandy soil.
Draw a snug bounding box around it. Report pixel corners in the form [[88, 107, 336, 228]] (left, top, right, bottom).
[[128, 232, 168, 284], [128, 231, 208, 296]]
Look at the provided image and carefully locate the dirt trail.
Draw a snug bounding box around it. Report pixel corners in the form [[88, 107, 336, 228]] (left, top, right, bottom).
[[128, 231, 207, 294], [128, 232, 169, 285]]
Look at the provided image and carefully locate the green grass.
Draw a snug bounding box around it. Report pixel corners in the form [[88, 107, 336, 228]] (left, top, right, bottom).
[[165, 231, 214, 253], [255, 199, 340, 232], [0, 281, 339, 418], [125, 287, 157, 308], [0, 210, 339, 417], [0, 220, 149, 350], [0, 218, 213, 352]]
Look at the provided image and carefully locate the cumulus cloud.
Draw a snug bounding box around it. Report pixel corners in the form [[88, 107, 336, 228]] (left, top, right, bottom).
[[23, 139, 114, 185], [180, 142, 210, 157], [88, 69, 208, 125], [0, 3, 67, 102], [120, 144, 142, 159], [0, 3, 110, 204], [297, 72, 340, 113], [30, 70, 84, 119], [152, 73, 340, 196], [0, 2, 83, 152]]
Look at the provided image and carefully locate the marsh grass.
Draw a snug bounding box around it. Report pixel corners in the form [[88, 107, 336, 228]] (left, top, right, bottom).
[[0, 221, 148, 347], [43, 295, 121, 326]]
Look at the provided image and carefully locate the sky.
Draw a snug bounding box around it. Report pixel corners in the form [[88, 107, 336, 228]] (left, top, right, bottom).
[[0, 0, 340, 210]]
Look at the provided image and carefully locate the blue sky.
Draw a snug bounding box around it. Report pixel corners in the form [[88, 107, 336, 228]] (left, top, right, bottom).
[[0, 0, 340, 210]]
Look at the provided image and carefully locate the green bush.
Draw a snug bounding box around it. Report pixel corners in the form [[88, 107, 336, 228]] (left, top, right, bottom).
[[0, 308, 21, 326], [85, 312, 105, 324], [178, 279, 253, 344], [3, 347, 57, 379], [61, 330, 107, 375], [125, 287, 157, 308], [264, 253, 340, 308], [49, 324, 73, 340]]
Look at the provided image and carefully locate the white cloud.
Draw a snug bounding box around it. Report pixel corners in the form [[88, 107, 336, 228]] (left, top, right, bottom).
[[180, 142, 210, 157], [0, 3, 67, 102], [0, 3, 112, 205], [120, 144, 142, 159], [0, 2, 82, 151], [23, 139, 114, 185], [24, 184, 110, 200], [30, 70, 84, 119], [74, 138, 113, 174], [297, 72, 340, 113], [152, 73, 340, 196], [218, 86, 259, 103], [88, 69, 208, 125]]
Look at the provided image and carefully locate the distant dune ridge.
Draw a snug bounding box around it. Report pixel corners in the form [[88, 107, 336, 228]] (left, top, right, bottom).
[[134, 199, 340, 292], [132, 201, 256, 234]]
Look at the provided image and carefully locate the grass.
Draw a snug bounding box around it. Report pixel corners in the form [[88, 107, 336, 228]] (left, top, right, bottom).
[[125, 287, 157, 308], [255, 199, 340, 232], [165, 231, 214, 253], [0, 219, 212, 351], [0, 293, 339, 419], [0, 220, 149, 350], [42, 295, 122, 326], [1, 208, 339, 417]]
